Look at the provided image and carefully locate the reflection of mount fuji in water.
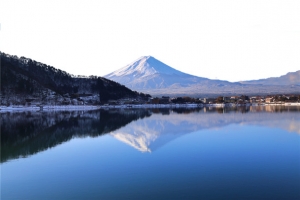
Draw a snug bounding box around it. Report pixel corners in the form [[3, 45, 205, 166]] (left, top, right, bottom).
[[110, 106, 300, 153], [1, 106, 299, 162]]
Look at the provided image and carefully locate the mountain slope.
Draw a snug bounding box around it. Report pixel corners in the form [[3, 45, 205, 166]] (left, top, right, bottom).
[[105, 56, 205, 89], [105, 56, 236, 90], [106, 56, 183, 78], [240, 70, 300, 86], [105, 56, 300, 96], [1, 52, 149, 105]]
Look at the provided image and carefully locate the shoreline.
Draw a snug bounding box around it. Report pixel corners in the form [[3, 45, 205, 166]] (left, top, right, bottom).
[[1, 103, 300, 112]]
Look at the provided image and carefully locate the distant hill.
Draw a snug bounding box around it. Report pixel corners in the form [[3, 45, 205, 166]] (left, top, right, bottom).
[[0, 52, 149, 105], [105, 56, 300, 97], [240, 70, 300, 86]]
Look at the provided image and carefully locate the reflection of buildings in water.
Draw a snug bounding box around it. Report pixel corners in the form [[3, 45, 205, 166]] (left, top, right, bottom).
[[249, 106, 264, 112], [264, 105, 300, 113], [265, 105, 276, 112], [244, 105, 300, 113]]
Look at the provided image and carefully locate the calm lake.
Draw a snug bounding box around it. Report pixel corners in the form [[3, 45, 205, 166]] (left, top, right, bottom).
[[1, 106, 300, 200]]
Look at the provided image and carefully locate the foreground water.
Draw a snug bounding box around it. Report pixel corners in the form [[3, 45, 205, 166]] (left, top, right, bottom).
[[1, 106, 300, 200]]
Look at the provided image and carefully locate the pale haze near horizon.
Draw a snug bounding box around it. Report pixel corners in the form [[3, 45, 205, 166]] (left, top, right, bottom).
[[0, 0, 299, 82]]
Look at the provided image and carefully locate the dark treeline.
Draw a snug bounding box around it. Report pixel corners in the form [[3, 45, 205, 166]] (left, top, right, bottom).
[[1, 52, 150, 104]]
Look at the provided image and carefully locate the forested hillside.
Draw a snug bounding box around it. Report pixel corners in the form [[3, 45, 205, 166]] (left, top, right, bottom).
[[1, 52, 150, 105]]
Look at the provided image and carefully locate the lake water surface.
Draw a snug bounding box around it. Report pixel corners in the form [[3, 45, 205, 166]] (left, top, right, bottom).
[[1, 106, 300, 200]]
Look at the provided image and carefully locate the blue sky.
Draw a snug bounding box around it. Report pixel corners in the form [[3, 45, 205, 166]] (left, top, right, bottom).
[[0, 0, 299, 82]]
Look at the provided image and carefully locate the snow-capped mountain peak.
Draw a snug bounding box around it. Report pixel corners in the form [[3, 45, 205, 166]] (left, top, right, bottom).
[[105, 56, 182, 79], [104, 55, 208, 91]]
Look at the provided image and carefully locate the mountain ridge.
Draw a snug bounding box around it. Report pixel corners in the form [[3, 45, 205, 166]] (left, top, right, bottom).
[[240, 70, 300, 86], [104, 56, 300, 96]]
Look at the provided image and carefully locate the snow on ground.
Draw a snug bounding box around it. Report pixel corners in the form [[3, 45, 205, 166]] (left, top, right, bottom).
[[1, 103, 299, 113], [0, 105, 100, 112], [0, 104, 202, 112]]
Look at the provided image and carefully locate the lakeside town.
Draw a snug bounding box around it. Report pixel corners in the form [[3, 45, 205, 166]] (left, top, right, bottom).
[[146, 94, 300, 106], [1, 93, 300, 112]]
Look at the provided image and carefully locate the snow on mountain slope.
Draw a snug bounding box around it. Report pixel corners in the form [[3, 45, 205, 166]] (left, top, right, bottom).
[[104, 56, 215, 90], [106, 56, 183, 78], [104, 56, 300, 96]]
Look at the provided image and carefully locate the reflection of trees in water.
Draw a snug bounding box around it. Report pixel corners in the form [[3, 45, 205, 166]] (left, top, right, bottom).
[[1, 106, 299, 162], [150, 108, 205, 115], [173, 108, 202, 114], [216, 108, 224, 114], [1, 109, 151, 163]]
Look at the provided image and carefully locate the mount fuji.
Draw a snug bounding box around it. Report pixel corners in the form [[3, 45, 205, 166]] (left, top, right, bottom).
[[104, 56, 300, 96], [105, 56, 210, 89]]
